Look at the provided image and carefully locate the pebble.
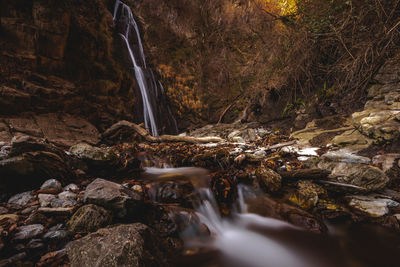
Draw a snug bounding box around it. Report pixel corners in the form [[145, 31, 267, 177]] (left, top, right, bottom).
[[253, 150, 266, 157], [8, 191, 35, 206], [50, 198, 77, 208], [13, 224, 44, 240], [43, 230, 69, 241], [38, 194, 56, 207], [40, 179, 62, 192], [58, 191, 77, 200], [63, 184, 79, 192]]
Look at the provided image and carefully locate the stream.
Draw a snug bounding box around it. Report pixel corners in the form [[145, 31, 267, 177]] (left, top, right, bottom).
[[144, 167, 400, 267]]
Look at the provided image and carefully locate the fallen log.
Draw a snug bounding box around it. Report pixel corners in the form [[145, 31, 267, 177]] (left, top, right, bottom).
[[278, 168, 331, 180], [103, 120, 224, 144]]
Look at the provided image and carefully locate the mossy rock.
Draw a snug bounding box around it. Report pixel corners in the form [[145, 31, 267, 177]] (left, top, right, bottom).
[[67, 204, 113, 233]]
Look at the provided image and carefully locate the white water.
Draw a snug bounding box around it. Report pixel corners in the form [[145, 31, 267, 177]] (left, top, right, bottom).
[[143, 167, 320, 267], [113, 1, 158, 136]]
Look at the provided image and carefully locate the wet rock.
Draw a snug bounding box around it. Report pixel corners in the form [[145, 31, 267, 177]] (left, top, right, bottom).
[[58, 191, 77, 199], [348, 196, 399, 217], [84, 178, 141, 218], [255, 166, 281, 193], [67, 204, 113, 233], [69, 143, 118, 166], [50, 198, 77, 208], [13, 224, 44, 240], [246, 196, 327, 233], [8, 191, 35, 206], [38, 193, 56, 207], [147, 181, 194, 205], [289, 180, 327, 210], [40, 179, 62, 192], [66, 223, 172, 267]]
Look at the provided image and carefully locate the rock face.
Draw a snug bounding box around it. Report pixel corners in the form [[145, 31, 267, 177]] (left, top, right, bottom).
[[350, 57, 400, 143], [0, 0, 138, 132], [67, 204, 113, 233], [84, 178, 142, 218], [66, 223, 171, 267]]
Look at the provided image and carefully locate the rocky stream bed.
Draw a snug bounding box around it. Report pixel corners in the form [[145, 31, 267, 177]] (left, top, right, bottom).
[[1, 117, 400, 266]]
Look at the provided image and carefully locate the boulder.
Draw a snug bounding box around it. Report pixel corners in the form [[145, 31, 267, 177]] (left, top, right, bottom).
[[318, 160, 389, 193], [348, 195, 399, 218], [84, 178, 141, 218], [67, 204, 113, 233], [255, 166, 281, 192], [316, 150, 389, 193], [288, 180, 327, 210], [66, 223, 172, 267]]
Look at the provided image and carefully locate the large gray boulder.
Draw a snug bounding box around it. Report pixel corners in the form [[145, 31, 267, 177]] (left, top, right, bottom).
[[66, 223, 171, 267], [316, 150, 389, 193], [84, 178, 141, 218]]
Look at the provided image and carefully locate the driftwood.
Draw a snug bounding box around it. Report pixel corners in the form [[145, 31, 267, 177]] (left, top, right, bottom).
[[265, 140, 297, 150], [103, 120, 223, 144], [279, 168, 331, 180]]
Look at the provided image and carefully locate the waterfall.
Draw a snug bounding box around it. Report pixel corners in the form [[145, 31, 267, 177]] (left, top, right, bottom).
[[113, 0, 164, 136]]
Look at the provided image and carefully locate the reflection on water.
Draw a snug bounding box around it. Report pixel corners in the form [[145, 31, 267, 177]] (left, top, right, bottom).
[[143, 167, 400, 267]]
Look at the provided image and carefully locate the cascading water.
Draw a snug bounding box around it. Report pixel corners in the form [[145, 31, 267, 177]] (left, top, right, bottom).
[[142, 167, 327, 267], [113, 0, 178, 136]]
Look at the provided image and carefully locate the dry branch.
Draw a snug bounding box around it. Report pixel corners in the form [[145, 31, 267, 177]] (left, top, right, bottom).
[[103, 121, 223, 144]]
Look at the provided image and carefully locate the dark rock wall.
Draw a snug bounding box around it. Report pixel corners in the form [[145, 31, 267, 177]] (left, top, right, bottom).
[[0, 0, 137, 132]]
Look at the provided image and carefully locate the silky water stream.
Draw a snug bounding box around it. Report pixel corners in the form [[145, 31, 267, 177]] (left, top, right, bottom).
[[143, 167, 400, 267]]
